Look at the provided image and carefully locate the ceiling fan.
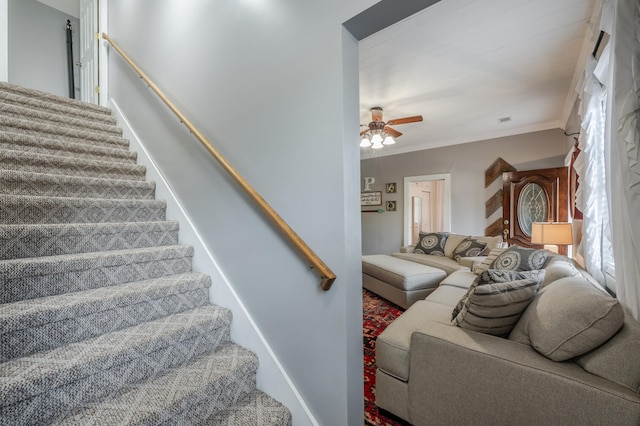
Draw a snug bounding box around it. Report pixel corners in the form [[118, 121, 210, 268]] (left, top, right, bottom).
[[360, 107, 423, 149]]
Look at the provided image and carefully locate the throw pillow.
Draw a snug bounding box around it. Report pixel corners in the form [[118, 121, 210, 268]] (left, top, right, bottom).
[[473, 247, 506, 275], [452, 269, 546, 320], [490, 245, 547, 271], [452, 237, 488, 262], [413, 232, 448, 256], [476, 268, 546, 286], [509, 277, 625, 361], [452, 278, 540, 336]]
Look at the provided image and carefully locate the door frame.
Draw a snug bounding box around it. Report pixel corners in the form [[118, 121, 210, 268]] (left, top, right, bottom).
[[79, 0, 108, 105], [403, 174, 451, 246]]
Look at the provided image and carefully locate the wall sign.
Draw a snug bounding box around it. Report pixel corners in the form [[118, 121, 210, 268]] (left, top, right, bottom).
[[361, 191, 382, 206]]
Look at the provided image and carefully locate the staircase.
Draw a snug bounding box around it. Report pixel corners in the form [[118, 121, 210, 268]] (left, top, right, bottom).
[[0, 82, 292, 425]]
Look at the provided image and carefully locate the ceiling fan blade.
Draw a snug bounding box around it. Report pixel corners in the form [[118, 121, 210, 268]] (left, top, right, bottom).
[[360, 129, 368, 136], [384, 126, 402, 138], [386, 115, 423, 126]]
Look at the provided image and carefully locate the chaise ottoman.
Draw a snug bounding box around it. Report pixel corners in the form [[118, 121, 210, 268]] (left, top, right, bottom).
[[362, 255, 447, 309]]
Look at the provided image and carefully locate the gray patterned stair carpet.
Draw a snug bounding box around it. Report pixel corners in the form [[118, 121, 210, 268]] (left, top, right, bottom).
[[0, 81, 291, 426]]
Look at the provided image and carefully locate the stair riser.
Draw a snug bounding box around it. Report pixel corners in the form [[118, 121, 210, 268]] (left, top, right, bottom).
[[0, 156, 146, 181], [54, 345, 259, 426], [0, 255, 193, 303], [1, 226, 175, 260], [0, 159, 146, 181], [2, 287, 210, 361], [0, 175, 155, 200], [0, 121, 128, 150], [1, 130, 130, 152], [160, 368, 257, 426], [202, 391, 293, 426], [0, 201, 166, 224], [0, 107, 123, 136], [2, 332, 231, 426], [1, 140, 137, 164]]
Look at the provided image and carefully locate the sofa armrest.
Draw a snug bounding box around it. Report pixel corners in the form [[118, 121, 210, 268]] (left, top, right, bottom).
[[407, 322, 640, 426], [399, 244, 415, 253], [457, 255, 485, 270]]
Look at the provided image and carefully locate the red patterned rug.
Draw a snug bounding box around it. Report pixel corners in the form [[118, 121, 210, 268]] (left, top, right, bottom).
[[363, 289, 410, 426]]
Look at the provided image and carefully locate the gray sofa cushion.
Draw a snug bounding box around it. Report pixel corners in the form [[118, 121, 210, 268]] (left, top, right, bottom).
[[377, 288, 466, 382], [509, 277, 625, 361], [361, 255, 446, 292], [541, 256, 581, 287], [576, 310, 640, 396], [392, 252, 468, 276]]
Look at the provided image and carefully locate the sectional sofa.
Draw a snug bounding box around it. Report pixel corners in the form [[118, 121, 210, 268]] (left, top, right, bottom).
[[362, 233, 502, 308], [373, 245, 640, 425]]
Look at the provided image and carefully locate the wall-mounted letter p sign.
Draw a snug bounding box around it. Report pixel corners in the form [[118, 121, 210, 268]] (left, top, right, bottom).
[[363, 177, 375, 192]]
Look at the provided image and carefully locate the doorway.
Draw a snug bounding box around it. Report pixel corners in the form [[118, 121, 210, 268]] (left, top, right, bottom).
[[78, 0, 108, 105], [403, 174, 451, 246]]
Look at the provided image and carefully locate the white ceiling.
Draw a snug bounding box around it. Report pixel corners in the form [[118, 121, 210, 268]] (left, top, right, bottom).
[[38, 0, 79, 19], [359, 0, 600, 159]]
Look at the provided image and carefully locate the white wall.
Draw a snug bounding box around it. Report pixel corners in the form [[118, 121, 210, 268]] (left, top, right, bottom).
[[107, 1, 372, 424], [361, 129, 568, 255], [8, 0, 79, 97], [0, 0, 7, 81]]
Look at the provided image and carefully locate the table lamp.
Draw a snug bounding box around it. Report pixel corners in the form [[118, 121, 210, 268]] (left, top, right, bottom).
[[531, 222, 573, 253]]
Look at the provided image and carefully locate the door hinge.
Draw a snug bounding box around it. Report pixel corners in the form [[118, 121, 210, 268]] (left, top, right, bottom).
[[95, 32, 100, 40], [95, 86, 101, 94]]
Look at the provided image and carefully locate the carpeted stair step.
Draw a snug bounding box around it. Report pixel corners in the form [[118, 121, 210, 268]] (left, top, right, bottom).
[[0, 305, 233, 426], [0, 103, 123, 136], [0, 150, 146, 181], [202, 390, 292, 426], [0, 221, 177, 260], [0, 195, 166, 224], [0, 245, 194, 303], [0, 81, 112, 119], [1, 272, 212, 361], [53, 343, 259, 426], [0, 115, 128, 149], [0, 90, 116, 125], [0, 170, 155, 200], [1, 132, 135, 163]]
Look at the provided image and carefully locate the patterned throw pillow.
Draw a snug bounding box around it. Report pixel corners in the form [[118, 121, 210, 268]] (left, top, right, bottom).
[[452, 269, 545, 320], [452, 278, 541, 336], [413, 232, 448, 256], [490, 245, 547, 271], [476, 268, 546, 286], [452, 237, 488, 262], [473, 247, 506, 274]]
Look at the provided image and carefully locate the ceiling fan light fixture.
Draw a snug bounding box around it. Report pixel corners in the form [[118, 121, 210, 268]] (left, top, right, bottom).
[[383, 136, 395, 145], [360, 137, 372, 147], [372, 139, 384, 149], [371, 133, 383, 145]]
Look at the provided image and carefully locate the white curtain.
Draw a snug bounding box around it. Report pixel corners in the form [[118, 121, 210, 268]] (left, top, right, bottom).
[[608, 0, 640, 320], [574, 16, 613, 287]]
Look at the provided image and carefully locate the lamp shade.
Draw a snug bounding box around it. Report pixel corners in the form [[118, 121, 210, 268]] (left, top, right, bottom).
[[531, 222, 573, 245]]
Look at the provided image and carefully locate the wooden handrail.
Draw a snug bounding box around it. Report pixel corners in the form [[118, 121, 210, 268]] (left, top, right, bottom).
[[102, 33, 336, 291]]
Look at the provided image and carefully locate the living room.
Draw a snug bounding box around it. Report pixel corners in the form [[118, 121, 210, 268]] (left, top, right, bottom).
[[359, 0, 640, 424]]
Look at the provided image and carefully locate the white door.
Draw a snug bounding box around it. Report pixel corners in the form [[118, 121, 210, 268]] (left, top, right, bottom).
[[79, 0, 98, 104]]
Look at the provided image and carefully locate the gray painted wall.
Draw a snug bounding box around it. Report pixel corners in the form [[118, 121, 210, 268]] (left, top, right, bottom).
[[8, 0, 78, 97], [361, 129, 568, 255], [107, 1, 371, 424]]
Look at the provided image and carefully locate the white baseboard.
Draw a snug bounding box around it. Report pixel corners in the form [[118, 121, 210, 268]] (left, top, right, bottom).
[[109, 99, 317, 426]]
